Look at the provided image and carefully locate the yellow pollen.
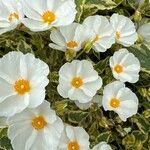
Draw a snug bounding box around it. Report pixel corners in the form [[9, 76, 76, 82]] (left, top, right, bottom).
[[71, 77, 83, 88], [32, 116, 47, 130], [116, 31, 121, 40], [14, 79, 30, 95], [66, 41, 78, 49], [68, 141, 79, 150], [8, 12, 19, 22], [110, 98, 120, 108], [42, 11, 56, 24], [114, 64, 123, 73], [94, 34, 101, 42]]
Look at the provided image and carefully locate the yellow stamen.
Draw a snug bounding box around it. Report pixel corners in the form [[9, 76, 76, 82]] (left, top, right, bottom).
[[66, 41, 78, 49], [114, 64, 123, 73], [14, 79, 30, 95], [71, 77, 83, 88], [94, 34, 101, 42], [68, 141, 79, 150], [42, 11, 56, 24], [116, 31, 121, 40], [8, 12, 19, 22], [110, 97, 120, 108], [32, 116, 47, 130]]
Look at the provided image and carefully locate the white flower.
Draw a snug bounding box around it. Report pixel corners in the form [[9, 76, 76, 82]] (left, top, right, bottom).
[[49, 23, 89, 52], [138, 23, 150, 44], [83, 15, 115, 52], [75, 95, 102, 110], [102, 81, 138, 121], [57, 125, 90, 150], [0, 117, 8, 128], [21, 0, 77, 32], [0, 51, 49, 117], [110, 13, 138, 46], [7, 100, 64, 150], [92, 142, 112, 150], [57, 60, 102, 103], [0, 0, 24, 35], [109, 48, 140, 83]]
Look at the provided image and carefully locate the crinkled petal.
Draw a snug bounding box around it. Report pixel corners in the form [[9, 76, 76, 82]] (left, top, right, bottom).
[[0, 94, 29, 117]]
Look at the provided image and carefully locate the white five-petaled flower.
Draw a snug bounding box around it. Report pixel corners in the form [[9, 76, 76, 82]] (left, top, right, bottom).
[[0, 51, 49, 117], [0, 0, 24, 35], [110, 13, 138, 46], [92, 142, 112, 150], [57, 125, 90, 150], [83, 15, 115, 52], [21, 0, 77, 32], [102, 81, 138, 121], [49, 23, 90, 52], [7, 100, 64, 150], [109, 48, 140, 83], [57, 60, 103, 103], [137, 23, 150, 44]]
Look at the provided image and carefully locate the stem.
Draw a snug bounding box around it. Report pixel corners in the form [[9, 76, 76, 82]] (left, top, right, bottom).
[[75, 49, 85, 59], [141, 68, 150, 74]]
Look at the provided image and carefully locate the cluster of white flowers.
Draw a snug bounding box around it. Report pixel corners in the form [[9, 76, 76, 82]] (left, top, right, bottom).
[[57, 50, 140, 122], [0, 0, 143, 150], [0, 52, 110, 150], [49, 14, 138, 53], [0, 0, 76, 34]]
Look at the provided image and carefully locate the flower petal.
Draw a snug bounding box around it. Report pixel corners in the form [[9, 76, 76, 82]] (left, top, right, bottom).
[[0, 94, 29, 117]]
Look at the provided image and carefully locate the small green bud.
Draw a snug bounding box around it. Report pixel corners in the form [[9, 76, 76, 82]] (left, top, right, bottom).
[[133, 10, 142, 22], [99, 117, 109, 128], [65, 49, 77, 61], [53, 100, 68, 116], [136, 34, 144, 44]]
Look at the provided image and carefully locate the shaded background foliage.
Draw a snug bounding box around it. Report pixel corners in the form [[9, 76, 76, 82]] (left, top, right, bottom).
[[0, 0, 150, 150]]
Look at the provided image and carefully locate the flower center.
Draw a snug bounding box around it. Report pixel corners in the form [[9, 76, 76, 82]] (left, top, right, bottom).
[[71, 77, 83, 88], [114, 64, 123, 73], [14, 79, 31, 95], [116, 31, 121, 40], [66, 41, 78, 49], [94, 34, 101, 42], [110, 98, 120, 108], [32, 116, 47, 130], [8, 12, 19, 22], [68, 141, 79, 150], [42, 11, 56, 24]]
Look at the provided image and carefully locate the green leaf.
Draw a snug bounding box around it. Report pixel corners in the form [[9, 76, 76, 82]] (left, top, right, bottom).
[[97, 131, 112, 143], [131, 114, 150, 134], [0, 136, 12, 150], [17, 40, 33, 54], [0, 128, 7, 140], [48, 71, 59, 83], [127, 0, 150, 16], [122, 130, 148, 149], [138, 0, 150, 16], [122, 134, 135, 149], [84, 0, 123, 10], [132, 130, 148, 143], [94, 57, 109, 74], [82, 7, 99, 20], [75, 0, 86, 22], [68, 110, 88, 124], [128, 44, 150, 71], [127, 0, 141, 9], [52, 100, 68, 116], [143, 109, 150, 118]]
